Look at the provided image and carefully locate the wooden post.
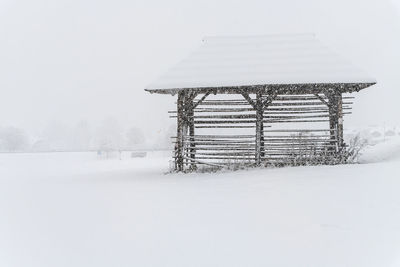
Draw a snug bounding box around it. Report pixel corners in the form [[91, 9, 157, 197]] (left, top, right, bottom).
[[326, 90, 344, 154], [260, 115, 265, 159], [175, 91, 185, 172], [336, 93, 344, 150], [175, 90, 197, 172], [255, 91, 264, 166], [187, 92, 196, 171]]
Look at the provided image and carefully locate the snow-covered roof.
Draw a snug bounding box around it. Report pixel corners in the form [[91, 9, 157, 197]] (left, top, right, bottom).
[[146, 34, 376, 92]]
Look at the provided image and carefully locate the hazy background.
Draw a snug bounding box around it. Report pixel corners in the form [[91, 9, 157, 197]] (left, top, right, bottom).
[[0, 0, 399, 151]]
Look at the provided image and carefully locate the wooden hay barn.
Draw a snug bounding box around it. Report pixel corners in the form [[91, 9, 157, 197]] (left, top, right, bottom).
[[145, 34, 376, 172]]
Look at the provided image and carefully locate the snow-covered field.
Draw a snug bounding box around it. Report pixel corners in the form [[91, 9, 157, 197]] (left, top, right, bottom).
[[1, 139, 400, 267]]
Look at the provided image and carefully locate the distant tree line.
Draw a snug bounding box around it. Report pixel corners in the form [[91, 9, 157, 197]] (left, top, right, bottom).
[[0, 119, 175, 152], [0, 127, 29, 152]]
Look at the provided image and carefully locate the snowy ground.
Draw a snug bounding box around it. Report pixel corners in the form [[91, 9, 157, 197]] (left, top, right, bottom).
[[1, 139, 400, 267]]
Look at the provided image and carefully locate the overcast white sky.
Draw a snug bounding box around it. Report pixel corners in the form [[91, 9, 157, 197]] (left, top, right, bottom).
[[0, 0, 399, 136]]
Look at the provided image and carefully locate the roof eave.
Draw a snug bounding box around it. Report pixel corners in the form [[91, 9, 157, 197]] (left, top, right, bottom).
[[145, 82, 377, 95]]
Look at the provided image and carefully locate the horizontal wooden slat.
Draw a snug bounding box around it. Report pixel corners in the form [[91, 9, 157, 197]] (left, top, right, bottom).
[[194, 147, 256, 151], [195, 126, 257, 128], [170, 112, 351, 119], [263, 129, 333, 132], [182, 135, 255, 138], [197, 101, 353, 106], [179, 134, 334, 139], [166, 107, 352, 112]]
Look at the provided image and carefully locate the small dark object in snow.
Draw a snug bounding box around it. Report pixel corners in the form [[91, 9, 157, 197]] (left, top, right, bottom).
[[131, 152, 147, 158]]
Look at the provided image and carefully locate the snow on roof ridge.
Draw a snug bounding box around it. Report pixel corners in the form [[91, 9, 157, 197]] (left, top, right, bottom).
[[146, 34, 376, 91]]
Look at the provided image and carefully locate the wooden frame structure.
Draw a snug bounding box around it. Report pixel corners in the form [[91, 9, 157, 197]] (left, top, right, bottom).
[[147, 83, 374, 172], [145, 35, 376, 171]]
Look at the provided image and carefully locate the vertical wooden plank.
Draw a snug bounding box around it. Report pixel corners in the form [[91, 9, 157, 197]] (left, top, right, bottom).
[[175, 91, 185, 172], [188, 92, 197, 171], [336, 93, 344, 150], [326, 90, 344, 155], [260, 114, 265, 159], [325, 91, 336, 153], [255, 91, 264, 166]]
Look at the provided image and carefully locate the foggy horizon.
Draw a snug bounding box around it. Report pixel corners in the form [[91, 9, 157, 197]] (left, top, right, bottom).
[[1, 0, 400, 144]]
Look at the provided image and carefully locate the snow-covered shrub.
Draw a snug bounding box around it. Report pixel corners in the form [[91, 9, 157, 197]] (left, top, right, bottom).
[[344, 134, 368, 163], [269, 133, 337, 166]]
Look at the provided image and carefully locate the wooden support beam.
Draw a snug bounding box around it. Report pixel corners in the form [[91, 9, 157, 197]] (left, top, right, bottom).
[[182, 91, 197, 171], [188, 98, 196, 171], [255, 91, 264, 165], [173, 90, 198, 171], [262, 92, 277, 109], [175, 91, 185, 171], [337, 93, 344, 149], [240, 92, 257, 109], [193, 91, 211, 109], [314, 93, 330, 107], [325, 90, 344, 154]]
